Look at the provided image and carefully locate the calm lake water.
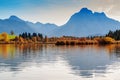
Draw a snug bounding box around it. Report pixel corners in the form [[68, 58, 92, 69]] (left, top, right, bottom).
[[0, 44, 120, 80]]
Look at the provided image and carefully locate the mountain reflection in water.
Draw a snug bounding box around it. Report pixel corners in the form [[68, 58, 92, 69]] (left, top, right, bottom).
[[0, 44, 120, 80]]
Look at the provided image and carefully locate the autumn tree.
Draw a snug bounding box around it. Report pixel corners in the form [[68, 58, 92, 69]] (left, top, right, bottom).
[[98, 37, 115, 44], [1, 32, 9, 42]]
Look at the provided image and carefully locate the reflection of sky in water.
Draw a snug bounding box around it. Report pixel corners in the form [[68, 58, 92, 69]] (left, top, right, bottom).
[[0, 44, 120, 80]]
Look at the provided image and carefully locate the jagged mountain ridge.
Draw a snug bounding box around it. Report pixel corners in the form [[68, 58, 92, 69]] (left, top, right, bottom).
[[50, 8, 120, 37]]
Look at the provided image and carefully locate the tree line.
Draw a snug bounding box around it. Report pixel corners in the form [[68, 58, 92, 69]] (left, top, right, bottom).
[[17, 32, 45, 43], [106, 30, 120, 40], [19, 32, 43, 40]]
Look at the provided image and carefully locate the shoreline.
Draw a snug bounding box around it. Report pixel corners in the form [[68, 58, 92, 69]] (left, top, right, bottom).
[[0, 41, 120, 45]]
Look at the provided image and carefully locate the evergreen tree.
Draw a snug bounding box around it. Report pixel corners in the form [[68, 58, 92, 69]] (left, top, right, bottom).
[[106, 30, 120, 40], [28, 33, 32, 39], [10, 30, 14, 35], [32, 33, 37, 37]]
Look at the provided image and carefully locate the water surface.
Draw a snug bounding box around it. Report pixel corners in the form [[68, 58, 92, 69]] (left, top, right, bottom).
[[0, 44, 120, 80]]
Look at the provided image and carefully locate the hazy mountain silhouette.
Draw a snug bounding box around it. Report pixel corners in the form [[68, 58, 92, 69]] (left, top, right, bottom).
[[0, 15, 57, 35], [50, 8, 120, 37], [0, 15, 34, 34], [27, 22, 57, 35], [9, 15, 24, 22]]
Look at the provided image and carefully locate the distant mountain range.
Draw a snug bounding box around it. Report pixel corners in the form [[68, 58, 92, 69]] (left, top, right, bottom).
[[0, 8, 120, 37], [27, 22, 57, 35], [50, 8, 120, 37], [0, 15, 57, 35], [0, 16, 33, 34]]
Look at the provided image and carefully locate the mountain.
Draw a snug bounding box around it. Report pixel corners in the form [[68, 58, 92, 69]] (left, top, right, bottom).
[[27, 22, 57, 35], [0, 15, 34, 34], [50, 8, 120, 37], [9, 15, 24, 22], [0, 15, 58, 35], [1, 8, 120, 37]]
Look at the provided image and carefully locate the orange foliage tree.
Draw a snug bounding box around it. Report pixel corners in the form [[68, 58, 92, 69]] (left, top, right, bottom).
[[95, 37, 115, 44]]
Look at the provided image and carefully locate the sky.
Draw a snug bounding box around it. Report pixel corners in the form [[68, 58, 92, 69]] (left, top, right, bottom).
[[0, 0, 119, 26]]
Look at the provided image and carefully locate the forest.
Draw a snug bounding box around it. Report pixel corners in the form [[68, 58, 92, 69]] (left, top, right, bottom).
[[0, 30, 120, 45]]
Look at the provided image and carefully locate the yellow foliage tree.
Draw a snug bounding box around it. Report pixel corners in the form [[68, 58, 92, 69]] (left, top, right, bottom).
[[99, 37, 115, 44], [94, 37, 101, 41], [104, 37, 115, 43], [1, 32, 9, 42]]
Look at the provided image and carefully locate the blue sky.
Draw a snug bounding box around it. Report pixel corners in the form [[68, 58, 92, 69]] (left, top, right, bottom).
[[0, 0, 119, 25]]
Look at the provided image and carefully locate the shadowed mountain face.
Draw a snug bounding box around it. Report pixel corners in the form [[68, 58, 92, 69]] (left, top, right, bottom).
[[50, 8, 120, 37], [0, 15, 57, 35]]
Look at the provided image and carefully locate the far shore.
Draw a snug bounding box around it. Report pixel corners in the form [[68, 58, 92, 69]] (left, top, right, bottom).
[[0, 32, 119, 45], [0, 40, 120, 45]]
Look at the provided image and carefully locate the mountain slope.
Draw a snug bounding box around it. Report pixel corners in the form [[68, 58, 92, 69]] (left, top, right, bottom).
[[0, 15, 58, 35], [0, 15, 34, 34], [27, 22, 57, 35], [50, 8, 120, 37]]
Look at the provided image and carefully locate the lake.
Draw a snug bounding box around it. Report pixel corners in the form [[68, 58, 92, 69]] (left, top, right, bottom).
[[0, 44, 120, 80]]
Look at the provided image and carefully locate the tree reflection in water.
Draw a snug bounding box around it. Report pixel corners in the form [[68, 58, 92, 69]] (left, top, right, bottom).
[[0, 44, 44, 59], [0, 44, 120, 78]]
